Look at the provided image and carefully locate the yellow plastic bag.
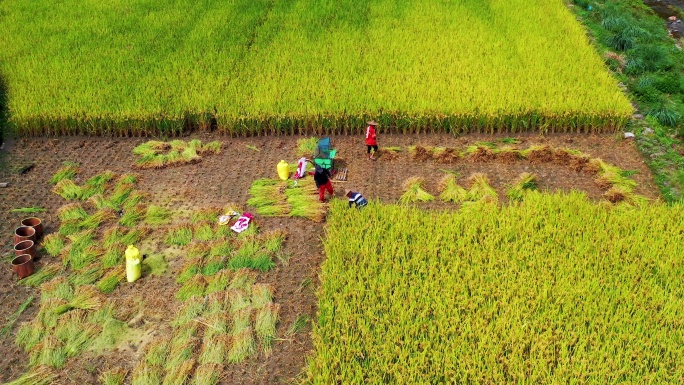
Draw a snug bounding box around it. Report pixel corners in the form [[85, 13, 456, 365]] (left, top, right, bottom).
[[125, 245, 142, 283]]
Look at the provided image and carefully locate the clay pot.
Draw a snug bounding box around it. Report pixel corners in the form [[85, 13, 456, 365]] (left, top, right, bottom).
[[14, 226, 36, 245], [14, 240, 36, 259], [21, 217, 43, 239], [12, 254, 35, 279]]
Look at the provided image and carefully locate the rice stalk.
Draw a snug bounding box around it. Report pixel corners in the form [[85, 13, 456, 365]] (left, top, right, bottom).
[[228, 289, 252, 314], [102, 246, 124, 269], [29, 335, 66, 369], [202, 255, 225, 276], [200, 140, 222, 154], [205, 291, 227, 315], [438, 174, 468, 203], [467, 173, 498, 202], [122, 192, 146, 211], [145, 205, 172, 225], [42, 233, 66, 257], [15, 318, 44, 351], [161, 359, 195, 385], [145, 338, 170, 367], [261, 230, 286, 254], [131, 362, 162, 385], [191, 363, 223, 385], [53, 179, 82, 200], [164, 225, 193, 246], [0, 296, 35, 338], [19, 264, 61, 287], [166, 338, 196, 370], [99, 368, 127, 385], [117, 207, 144, 228], [227, 326, 256, 363], [176, 275, 207, 301], [177, 259, 202, 284], [67, 263, 104, 286], [399, 177, 434, 204], [297, 137, 319, 156], [80, 208, 117, 229], [228, 269, 256, 291], [205, 270, 232, 295], [255, 303, 280, 356], [250, 284, 274, 309], [203, 312, 229, 339], [40, 277, 73, 301], [190, 206, 221, 225], [194, 222, 215, 241], [50, 162, 79, 184], [69, 285, 103, 311], [287, 314, 310, 337], [255, 203, 291, 217], [67, 245, 101, 270], [97, 266, 125, 293], [80, 170, 115, 199], [57, 203, 88, 222], [62, 323, 100, 358], [172, 297, 205, 327], [209, 239, 234, 257], [199, 334, 229, 365], [9, 207, 46, 214], [506, 172, 538, 201], [3, 365, 58, 385]]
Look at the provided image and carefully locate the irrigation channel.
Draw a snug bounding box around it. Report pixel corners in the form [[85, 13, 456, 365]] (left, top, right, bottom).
[[644, 0, 684, 38]]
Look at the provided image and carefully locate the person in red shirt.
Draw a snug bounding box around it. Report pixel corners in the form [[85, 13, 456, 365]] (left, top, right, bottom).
[[365, 120, 379, 160]]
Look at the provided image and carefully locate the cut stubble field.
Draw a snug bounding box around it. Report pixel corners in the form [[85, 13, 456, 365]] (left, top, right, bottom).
[[0, 132, 660, 383]]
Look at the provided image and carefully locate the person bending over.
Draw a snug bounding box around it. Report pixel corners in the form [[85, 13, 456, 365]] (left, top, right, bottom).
[[345, 189, 368, 209]]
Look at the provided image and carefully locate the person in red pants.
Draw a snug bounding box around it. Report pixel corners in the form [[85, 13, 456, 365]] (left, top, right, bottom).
[[365, 120, 379, 160], [312, 163, 334, 202]]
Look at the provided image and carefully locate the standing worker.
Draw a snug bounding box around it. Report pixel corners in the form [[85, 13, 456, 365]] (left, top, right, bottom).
[[312, 163, 334, 202], [345, 189, 368, 209], [366, 120, 379, 160]]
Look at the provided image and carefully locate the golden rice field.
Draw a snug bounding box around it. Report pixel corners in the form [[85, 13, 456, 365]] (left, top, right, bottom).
[[307, 195, 684, 383], [0, 0, 632, 136]]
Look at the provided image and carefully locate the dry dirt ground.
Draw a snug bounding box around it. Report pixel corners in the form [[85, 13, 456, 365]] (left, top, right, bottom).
[[0, 132, 658, 384]]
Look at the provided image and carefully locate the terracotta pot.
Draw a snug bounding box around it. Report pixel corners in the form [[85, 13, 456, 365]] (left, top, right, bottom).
[[14, 226, 36, 245], [14, 240, 36, 259], [21, 217, 43, 239], [12, 254, 35, 279]]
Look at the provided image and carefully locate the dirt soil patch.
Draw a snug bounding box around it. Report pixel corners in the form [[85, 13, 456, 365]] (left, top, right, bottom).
[[0, 132, 658, 383]]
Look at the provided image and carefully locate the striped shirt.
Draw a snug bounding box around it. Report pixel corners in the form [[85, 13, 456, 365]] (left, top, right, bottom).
[[348, 192, 368, 208]]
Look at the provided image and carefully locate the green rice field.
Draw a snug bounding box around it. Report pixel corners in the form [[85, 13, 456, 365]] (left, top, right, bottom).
[[0, 0, 632, 136]]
